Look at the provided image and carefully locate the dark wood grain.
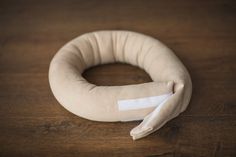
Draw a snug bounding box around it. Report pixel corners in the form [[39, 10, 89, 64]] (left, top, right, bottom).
[[0, 0, 236, 156]]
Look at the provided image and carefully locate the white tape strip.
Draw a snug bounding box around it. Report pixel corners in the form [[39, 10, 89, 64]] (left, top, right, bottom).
[[118, 93, 173, 111]]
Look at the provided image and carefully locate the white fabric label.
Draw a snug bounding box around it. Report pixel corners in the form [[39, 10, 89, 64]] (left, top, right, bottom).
[[118, 93, 173, 111]]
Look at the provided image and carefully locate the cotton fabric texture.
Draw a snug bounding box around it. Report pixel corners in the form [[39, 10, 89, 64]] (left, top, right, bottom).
[[49, 30, 192, 140]]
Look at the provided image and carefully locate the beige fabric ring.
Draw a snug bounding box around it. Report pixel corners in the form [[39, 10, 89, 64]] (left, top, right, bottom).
[[49, 30, 192, 140]]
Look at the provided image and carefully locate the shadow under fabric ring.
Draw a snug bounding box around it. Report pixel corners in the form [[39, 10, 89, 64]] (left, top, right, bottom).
[[49, 30, 192, 140]]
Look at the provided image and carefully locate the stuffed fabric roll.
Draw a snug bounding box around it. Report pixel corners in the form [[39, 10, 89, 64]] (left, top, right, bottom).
[[49, 30, 192, 140]]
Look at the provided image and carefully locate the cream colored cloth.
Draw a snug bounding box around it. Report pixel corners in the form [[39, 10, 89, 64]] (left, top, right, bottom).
[[49, 30, 192, 140]]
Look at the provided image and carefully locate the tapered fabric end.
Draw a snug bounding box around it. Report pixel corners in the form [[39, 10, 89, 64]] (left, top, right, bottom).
[[130, 125, 153, 140]]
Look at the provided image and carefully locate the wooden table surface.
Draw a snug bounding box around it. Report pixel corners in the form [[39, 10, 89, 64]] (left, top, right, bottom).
[[0, 0, 235, 156]]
